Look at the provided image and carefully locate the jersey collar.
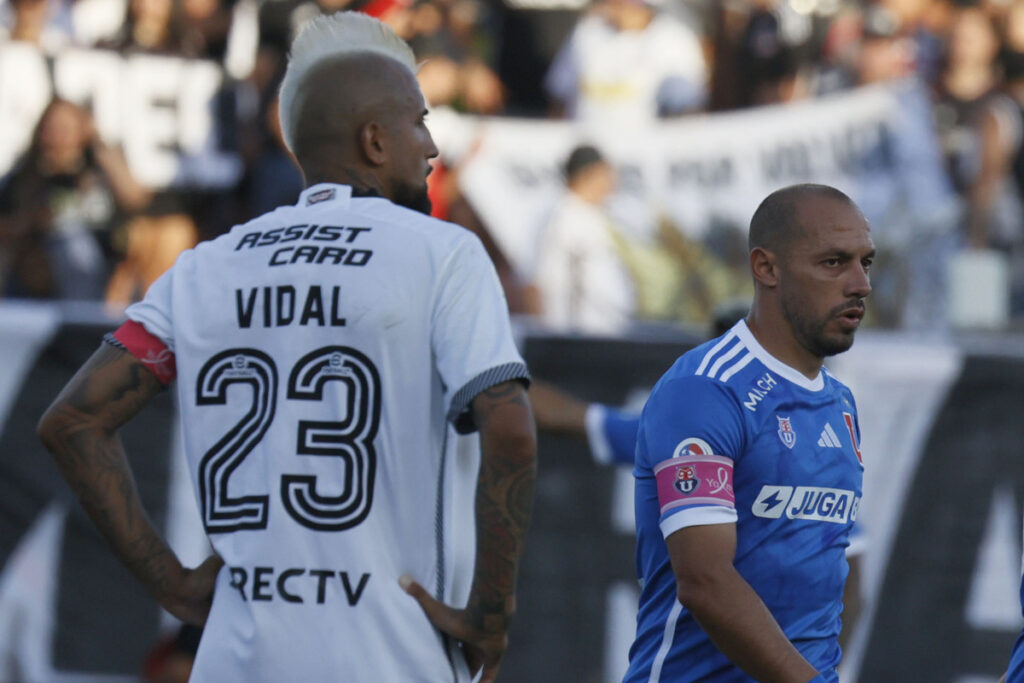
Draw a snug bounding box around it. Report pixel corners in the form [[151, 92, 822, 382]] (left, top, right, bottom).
[[733, 320, 825, 392], [297, 183, 353, 208]]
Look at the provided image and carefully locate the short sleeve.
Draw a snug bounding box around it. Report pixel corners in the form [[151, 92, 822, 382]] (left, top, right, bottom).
[[432, 234, 529, 434], [108, 265, 178, 384], [584, 404, 640, 466], [637, 374, 746, 538], [123, 264, 176, 351]]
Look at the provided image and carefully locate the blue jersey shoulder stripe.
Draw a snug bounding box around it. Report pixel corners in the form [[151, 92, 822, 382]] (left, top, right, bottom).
[[703, 338, 745, 379], [718, 351, 755, 383], [694, 330, 739, 376]]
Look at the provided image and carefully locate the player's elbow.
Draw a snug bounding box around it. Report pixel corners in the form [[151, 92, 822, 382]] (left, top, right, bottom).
[[675, 565, 729, 615], [676, 584, 716, 617], [36, 397, 88, 454], [36, 403, 64, 452]]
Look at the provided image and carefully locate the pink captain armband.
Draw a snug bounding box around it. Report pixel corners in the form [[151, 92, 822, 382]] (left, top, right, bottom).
[[110, 320, 177, 385], [654, 455, 735, 515]]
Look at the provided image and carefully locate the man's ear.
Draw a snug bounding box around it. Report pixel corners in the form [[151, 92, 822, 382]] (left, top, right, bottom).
[[750, 247, 780, 288], [359, 121, 387, 166]]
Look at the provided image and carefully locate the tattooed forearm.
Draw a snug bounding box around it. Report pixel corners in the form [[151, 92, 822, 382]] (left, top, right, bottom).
[[38, 344, 181, 601], [468, 381, 537, 632], [58, 344, 162, 431], [474, 382, 530, 426]]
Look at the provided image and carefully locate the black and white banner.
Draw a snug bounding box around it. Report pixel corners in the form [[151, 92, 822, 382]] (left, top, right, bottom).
[[0, 302, 1020, 681], [0, 302, 205, 682], [430, 79, 955, 277], [0, 45, 241, 190]]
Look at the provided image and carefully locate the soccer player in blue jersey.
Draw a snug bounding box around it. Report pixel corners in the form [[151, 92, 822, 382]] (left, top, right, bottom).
[[1001, 537, 1024, 682], [531, 379, 865, 654], [624, 184, 873, 683], [1006, 617, 1024, 682]]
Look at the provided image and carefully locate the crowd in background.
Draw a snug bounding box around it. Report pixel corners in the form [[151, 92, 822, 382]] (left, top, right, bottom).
[[3, 0, 1024, 334]]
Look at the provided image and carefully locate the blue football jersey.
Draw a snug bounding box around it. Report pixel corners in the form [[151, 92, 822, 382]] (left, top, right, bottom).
[[624, 320, 863, 683], [585, 404, 642, 466], [1009, 621, 1024, 682], [1006, 511, 1024, 683]]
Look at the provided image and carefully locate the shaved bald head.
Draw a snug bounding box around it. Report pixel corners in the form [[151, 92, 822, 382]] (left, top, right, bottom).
[[749, 184, 858, 256], [745, 182, 874, 373]]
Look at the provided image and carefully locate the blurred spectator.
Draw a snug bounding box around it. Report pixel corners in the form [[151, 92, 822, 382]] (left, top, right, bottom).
[[710, 0, 819, 110], [856, 4, 917, 85], [104, 206, 199, 306], [397, 0, 507, 114], [835, 5, 961, 331], [417, 50, 506, 114], [460, 57, 505, 114], [934, 4, 1002, 200], [734, 0, 812, 106], [241, 92, 303, 218], [0, 98, 150, 300], [0, 0, 1016, 332], [181, 0, 233, 60], [965, 0, 1024, 252], [251, 0, 506, 116], [101, 0, 192, 54], [815, 1, 865, 95], [403, 0, 459, 56], [525, 143, 744, 332], [532, 145, 636, 334], [71, 0, 130, 46], [418, 53, 462, 107], [0, 0, 74, 51], [545, 0, 707, 131], [98, 0, 225, 305], [448, 0, 494, 61], [256, 0, 399, 57], [880, 0, 948, 86]]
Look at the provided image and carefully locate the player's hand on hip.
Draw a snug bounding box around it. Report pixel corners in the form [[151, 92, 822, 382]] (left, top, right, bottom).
[[160, 553, 224, 627], [400, 575, 508, 683]]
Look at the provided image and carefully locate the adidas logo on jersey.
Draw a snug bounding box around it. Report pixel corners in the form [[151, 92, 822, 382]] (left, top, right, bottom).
[[817, 423, 842, 449]]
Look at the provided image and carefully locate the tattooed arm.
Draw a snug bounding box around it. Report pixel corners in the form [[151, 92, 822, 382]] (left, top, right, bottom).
[[37, 344, 222, 626], [401, 379, 537, 682]]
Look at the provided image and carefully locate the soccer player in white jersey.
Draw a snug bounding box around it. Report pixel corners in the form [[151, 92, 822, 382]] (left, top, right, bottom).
[[37, 12, 536, 683]]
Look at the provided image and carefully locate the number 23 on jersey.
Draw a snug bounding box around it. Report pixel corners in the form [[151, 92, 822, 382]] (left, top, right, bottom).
[[195, 345, 381, 533]]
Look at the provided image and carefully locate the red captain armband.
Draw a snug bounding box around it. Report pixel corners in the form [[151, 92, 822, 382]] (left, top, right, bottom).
[[654, 455, 735, 515], [108, 320, 177, 385]]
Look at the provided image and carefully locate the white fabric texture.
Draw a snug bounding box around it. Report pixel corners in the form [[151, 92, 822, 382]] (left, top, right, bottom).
[[545, 11, 706, 132], [126, 183, 525, 682], [532, 192, 636, 334]]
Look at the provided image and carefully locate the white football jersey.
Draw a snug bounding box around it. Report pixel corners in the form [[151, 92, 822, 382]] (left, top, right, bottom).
[[122, 184, 528, 682]]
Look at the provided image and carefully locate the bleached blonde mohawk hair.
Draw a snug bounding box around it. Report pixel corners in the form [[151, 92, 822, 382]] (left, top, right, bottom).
[[278, 11, 417, 154]]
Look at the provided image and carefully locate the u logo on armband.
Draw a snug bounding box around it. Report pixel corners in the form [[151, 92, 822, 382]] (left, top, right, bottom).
[[654, 455, 735, 515]]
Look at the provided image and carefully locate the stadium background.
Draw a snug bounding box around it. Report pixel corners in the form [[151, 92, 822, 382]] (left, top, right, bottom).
[[3, 0, 1024, 681]]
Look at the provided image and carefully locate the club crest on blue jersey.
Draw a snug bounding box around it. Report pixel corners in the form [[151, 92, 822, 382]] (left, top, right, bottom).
[[776, 415, 796, 449], [674, 465, 700, 495], [673, 437, 713, 458]]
